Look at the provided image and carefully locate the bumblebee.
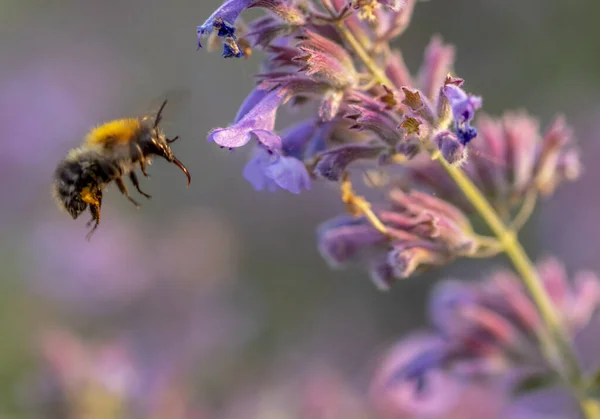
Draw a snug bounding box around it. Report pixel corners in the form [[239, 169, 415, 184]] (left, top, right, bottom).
[[52, 99, 191, 240]]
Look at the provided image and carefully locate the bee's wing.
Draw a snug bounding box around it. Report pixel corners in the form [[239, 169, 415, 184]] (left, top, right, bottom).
[[140, 89, 191, 130]]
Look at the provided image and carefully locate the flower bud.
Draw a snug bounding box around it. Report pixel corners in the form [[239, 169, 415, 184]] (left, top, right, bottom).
[[434, 131, 467, 165]]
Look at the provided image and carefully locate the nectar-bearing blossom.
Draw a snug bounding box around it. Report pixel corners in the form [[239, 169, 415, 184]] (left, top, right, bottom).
[[383, 258, 600, 404], [406, 111, 580, 216], [318, 188, 486, 290], [199, 0, 581, 283], [196, 1, 600, 416], [208, 87, 311, 193], [199, 0, 485, 198]]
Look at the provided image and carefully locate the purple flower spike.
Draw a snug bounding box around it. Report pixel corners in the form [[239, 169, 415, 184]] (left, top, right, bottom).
[[379, 256, 600, 410], [208, 88, 286, 149], [243, 147, 311, 194]]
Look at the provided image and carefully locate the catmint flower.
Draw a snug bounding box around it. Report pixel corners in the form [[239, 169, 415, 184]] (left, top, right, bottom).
[[200, 0, 474, 192], [208, 87, 312, 193], [318, 188, 483, 289], [434, 131, 467, 166], [295, 30, 359, 89], [197, 0, 250, 57], [406, 111, 581, 214], [208, 87, 286, 149], [198, 0, 306, 58], [370, 333, 509, 419], [442, 81, 482, 145], [385, 258, 600, 403], [314, 143, 387, 181], [243, 145, 311, 193]]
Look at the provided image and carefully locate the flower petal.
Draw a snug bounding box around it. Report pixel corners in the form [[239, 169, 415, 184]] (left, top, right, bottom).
[[197, 0, 253, 47]]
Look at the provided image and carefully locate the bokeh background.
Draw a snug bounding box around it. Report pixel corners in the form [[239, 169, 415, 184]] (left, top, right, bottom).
[[1, 0, 599, 417]]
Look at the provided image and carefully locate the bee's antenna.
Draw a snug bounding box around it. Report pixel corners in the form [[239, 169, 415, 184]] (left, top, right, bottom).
[[167, 135, 179, 144], [154, 99, 168, 128]]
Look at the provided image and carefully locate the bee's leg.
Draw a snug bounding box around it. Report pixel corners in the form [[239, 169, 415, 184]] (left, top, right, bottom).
[[115, 177, 141, 208], [85, 193, 102, 241], [131, 143, 150, 177], [129, 171, 152, 199], [139, 158, 150, 178]]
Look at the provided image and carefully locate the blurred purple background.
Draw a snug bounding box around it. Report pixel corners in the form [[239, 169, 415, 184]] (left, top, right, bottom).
[[1, 0, 599, 416]]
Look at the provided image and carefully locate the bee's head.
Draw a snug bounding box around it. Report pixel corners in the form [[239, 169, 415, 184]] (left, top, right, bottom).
[[145, 99, 191, 186]]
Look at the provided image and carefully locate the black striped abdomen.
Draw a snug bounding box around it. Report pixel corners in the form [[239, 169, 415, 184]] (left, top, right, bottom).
[[53, 159, 89, 219]]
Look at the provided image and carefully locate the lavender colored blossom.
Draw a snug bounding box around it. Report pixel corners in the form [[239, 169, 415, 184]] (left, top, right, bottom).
[[442, 82, 482, 145], [407, 111, 581, 215], [208, 87, 312, 193], [198, 0, 583, 326], [243, 145, 311, 193], [208, 87, 285, 149], [318, 188, 483, 289], [380, 257, 600, 418], [199, 0, 486, 198], [370, 334, 509, 419], [29, 328, 206, 419], [24, 216, 152, 315]]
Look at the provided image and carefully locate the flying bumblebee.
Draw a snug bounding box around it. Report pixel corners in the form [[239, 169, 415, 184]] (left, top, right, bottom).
[[52, 97, 191, 240]]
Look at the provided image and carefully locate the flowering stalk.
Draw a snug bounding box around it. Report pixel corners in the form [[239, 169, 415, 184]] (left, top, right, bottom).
[[335, 19, 598, 418], [197, 0, 593, 415]]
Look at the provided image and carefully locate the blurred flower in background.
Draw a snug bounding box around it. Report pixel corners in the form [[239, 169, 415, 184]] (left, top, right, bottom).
[[540, 108, 600, 275], [24, 216, 151, 315], [370, 333, 508, 419], [25, 327, 207, 419], [373, 257, 600, 419], [217, 364, 371, 419], [19, 208, 262, 418]]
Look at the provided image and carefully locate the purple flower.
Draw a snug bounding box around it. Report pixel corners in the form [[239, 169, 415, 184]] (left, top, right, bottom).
[[370, 334, 509, 419], [207, 87, 285, 150], [318, 188, 482, 289], [405, 111, 580, 215], [434, 131, 467, 165], [442, 83, 482, 145], [23, 216, 152, 315], [294, 30, 358, 89], [313, 143, 386, 181], [208, 88, 320, 194], [208, 88, 318, 194], [243, 145, 311, 194], [443, 84, 482, 124], [382, 258, 600, 412], [197, 0, 253, 47], [198, 0, 307, 58]]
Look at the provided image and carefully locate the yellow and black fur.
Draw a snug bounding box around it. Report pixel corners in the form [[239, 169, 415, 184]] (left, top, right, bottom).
[[52, 100, 191, 240]]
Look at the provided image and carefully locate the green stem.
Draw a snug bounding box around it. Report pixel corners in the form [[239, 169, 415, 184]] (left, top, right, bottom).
[[335, 22, 600, 417], [581, 399, 600, 419]]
